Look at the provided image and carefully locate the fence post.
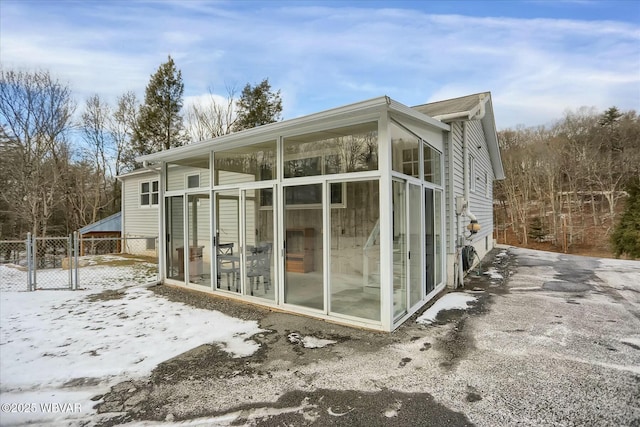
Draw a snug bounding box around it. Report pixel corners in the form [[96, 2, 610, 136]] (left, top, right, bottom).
[[73, 231, 79, 290], [32, 235, 38, 290], [26, 233, 32, 292], [68, 234, 73, 290]]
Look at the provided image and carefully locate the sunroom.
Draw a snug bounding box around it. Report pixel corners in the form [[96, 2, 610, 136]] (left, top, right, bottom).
[[138, 96, 450, 331]]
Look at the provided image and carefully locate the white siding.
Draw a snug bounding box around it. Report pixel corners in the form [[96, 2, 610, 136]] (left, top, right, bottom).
[[445, 122, 464, 254], [466, 120, 495, 259], [121, 171, 160, 256], [167, 164, 211, 191], [444, 120, 498, 287]]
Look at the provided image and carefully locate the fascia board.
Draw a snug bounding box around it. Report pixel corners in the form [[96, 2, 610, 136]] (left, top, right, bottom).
[[116, 168, 160, 180], [481, 98, 505, 180], [387, 99, 450, 131]]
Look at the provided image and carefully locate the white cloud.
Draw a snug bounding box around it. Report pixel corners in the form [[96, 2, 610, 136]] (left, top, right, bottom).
[[1, 2, 638, 128]]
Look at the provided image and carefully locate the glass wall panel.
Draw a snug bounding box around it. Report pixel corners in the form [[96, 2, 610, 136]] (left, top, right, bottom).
[[423, 144, 442, 185], [391, 122, 420, 178], [244, 188, 275, 301], [215, 189, 240, 292], [330, 180, 380, 321], [166, 196, 184, 281], [392, 181, 407, 318], [284, 185, 323, 310], [167, 155, 210, 191], [187, 194, 211, 288], [409, 183, 422, 308], [434, 190, 443, 287], [214, 140, 276, 185], [283, 122, 378, 178], [424, 188, 435, 294]]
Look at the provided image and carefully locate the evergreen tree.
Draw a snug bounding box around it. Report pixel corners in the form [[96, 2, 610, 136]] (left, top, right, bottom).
[[132, 55, 187, 158], [611, 177, 640, 259], [233, 78, 283, 131]]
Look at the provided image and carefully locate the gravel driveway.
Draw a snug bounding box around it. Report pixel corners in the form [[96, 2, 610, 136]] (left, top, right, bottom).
[[93, 246, 640, 426]]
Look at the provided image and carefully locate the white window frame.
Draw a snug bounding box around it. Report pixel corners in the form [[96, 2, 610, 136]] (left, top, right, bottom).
[[140, 180, 159, 207], [186, 173, 201, 189]]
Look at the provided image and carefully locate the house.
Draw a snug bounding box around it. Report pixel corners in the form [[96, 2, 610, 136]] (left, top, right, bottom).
[[117, 169, 160, 257], [132, 92, 504, 331], [78, 212, 122, 255]]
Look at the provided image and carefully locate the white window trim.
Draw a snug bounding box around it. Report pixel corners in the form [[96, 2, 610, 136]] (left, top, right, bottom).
[[186, 172, 201, 189], [140, 180, 159, 207]]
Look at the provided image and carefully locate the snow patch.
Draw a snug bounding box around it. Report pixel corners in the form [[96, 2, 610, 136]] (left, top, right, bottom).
[[288, 332, 337, 348], [416, 293, 477, 325], [0, 286, 264, 425], [484, 268, 503, 279]]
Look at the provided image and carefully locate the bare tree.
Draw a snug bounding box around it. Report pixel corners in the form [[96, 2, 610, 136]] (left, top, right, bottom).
[[0, 69, 75, 237], [185, 86, 237, 141], [77, 94, 114, 226]]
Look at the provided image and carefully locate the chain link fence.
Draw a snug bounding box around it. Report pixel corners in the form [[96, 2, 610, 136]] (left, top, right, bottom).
[[0, 234, 158, 292], [0, 239, 29, 291]]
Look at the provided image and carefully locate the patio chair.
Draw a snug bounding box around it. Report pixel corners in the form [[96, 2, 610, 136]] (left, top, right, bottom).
[[247, 243, 272, 295]]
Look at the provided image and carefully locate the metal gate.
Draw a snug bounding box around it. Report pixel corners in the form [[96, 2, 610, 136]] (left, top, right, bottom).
[[0, 233, 158, 292]]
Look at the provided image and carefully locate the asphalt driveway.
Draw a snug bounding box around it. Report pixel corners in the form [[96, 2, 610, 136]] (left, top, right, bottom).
[[91, 246, 640, 426]]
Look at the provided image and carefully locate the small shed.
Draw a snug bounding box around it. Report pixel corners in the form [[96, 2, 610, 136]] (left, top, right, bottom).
[[79, 212, 122, 255]]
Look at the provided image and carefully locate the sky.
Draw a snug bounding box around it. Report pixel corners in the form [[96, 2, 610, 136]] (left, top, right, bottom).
[[1, 0, 639, 130]]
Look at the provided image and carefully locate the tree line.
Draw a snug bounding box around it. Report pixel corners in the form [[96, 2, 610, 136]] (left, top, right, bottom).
[[0, 56, 283, 239], [495, 106, 640, 258]]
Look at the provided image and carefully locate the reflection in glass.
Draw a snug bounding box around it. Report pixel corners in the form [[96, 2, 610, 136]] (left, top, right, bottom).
[[409, 183, 422, 308], [434, 190, 443, 287], [284, 185, 323, 310], [423, 144, 442, 185], [166, 196, 184, 281], [425, 188, 435, 294], [214, 140, 276, 185], [284, 122, 378, 178], [187, 194, 211, 288], [391, 122, 420, 178], [244, 188, 275, 301], [393, 181, 407, 318], [215, 189, 240, 293], [330, 180, 380, 321], [167, 155, 210, 191]]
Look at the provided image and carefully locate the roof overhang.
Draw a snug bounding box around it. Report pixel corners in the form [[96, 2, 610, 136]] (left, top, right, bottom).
[[137, 96, 450, 165], [413, 92, 505, 180]]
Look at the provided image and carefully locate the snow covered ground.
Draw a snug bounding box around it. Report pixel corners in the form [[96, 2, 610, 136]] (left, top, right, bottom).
[[0, 271, 264, 426], [1, 247, 639, 426]]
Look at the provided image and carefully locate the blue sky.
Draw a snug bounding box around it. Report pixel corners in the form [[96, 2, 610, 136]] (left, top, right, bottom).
[[1, 0, 639, 129]]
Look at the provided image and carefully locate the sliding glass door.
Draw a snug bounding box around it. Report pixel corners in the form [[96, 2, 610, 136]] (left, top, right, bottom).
[[283, 184, 324, 310], [243, 187, 275, 301], [166, 196, 184, 281], [187, 193, 211, 287]]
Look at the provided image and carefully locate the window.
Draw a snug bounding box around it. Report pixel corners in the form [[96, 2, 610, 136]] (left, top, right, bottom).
[[283, 122, 378, 178], [146, 238, 156, 250], [260, 183, 345, 209], [391, 121, 420, 178], [423, 144, 442, 185], [141, 180, 159, 206], [187, 174, 200, 189], [214, 140, 276, 185], [402, 148, 419, 177]]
